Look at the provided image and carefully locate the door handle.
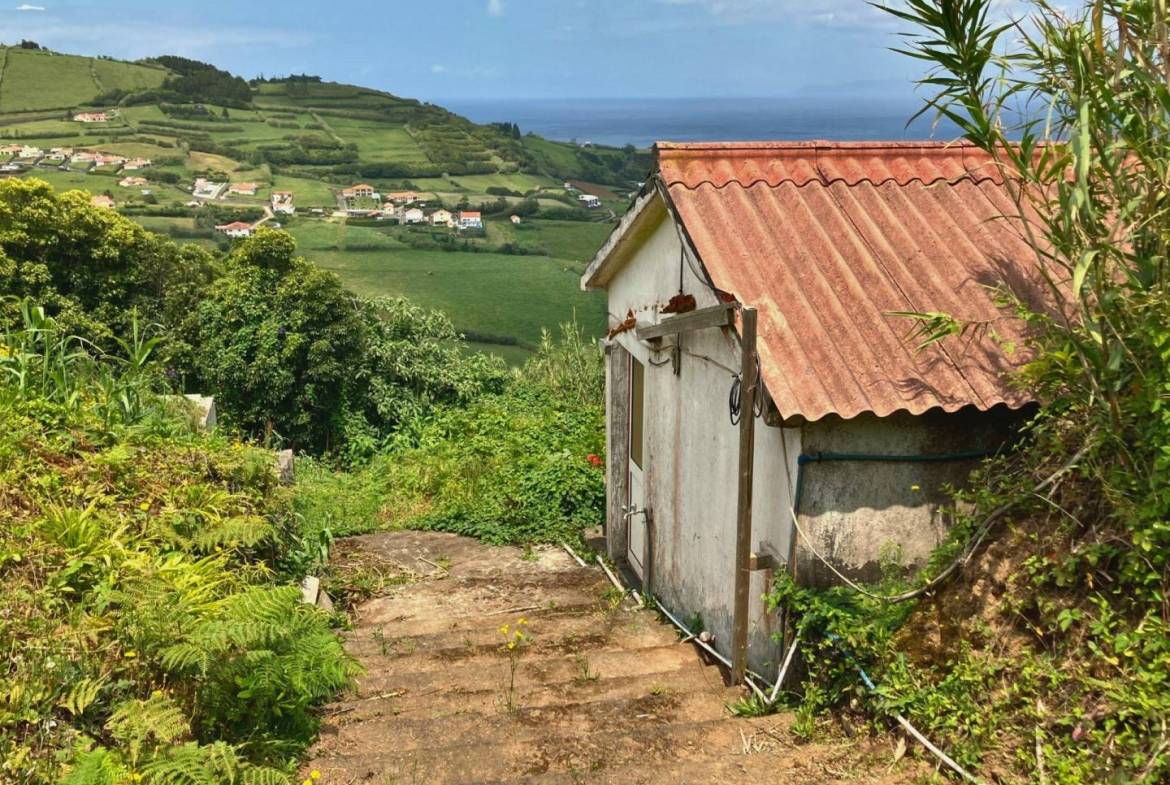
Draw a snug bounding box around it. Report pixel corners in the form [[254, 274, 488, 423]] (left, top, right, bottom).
[[623, 506, 648, 522]]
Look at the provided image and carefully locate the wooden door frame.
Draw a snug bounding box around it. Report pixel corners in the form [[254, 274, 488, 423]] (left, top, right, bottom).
[[604, 341, 631, 566]]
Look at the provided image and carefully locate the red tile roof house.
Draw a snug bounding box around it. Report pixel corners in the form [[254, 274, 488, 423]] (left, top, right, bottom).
[[215, 221, 254, 238], [342, 184, 376, 199], [581, 141, 1045, 678]]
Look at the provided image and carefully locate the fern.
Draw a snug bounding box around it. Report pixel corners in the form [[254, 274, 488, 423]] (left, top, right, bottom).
[[107, 695, 190, 766], [62, 748, 132, 785], [140, 741, 238, 785], [59, 677, 105, 717], [240, 767, 292, 785], [192, 515, 276, 552]]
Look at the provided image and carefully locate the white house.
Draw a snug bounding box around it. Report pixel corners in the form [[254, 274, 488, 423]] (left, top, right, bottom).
[[342, 183, 376, 199], [119, 176, 149, 188], [215, 221, 254, 238], [193, 178, 224, 199], [19, 145, 43, 159], [431, 208, 454, 227], [457, 210, 483, 230], [271, 190, 295, 215], [385, 190, 419, 205], [581, 140, 1040, 678], [401, 207, 425, 224], [123, 157, 153, 171], [578, 194, 602, 208], [73, 112, 110, 123], [228, 182, 259, 197]]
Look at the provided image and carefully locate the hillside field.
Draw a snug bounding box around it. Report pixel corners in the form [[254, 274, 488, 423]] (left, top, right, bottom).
[[0, 46, 642, 361]]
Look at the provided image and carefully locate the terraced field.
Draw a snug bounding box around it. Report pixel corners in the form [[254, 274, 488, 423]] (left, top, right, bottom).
[[0, 46, 643, 361]]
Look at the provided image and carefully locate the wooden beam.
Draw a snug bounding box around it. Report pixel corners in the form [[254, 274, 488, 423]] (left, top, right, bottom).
[[635, 302, 735, 342], [605, 343, 631, 565], [731, 307, 758, 684]]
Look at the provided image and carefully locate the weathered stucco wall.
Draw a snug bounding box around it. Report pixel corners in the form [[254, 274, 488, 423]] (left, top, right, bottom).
[[604, 209, 799, 674], [795, 406, 1026, 586]]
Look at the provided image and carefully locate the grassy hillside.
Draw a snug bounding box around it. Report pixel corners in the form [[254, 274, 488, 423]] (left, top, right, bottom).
[[0, 46, 638, 361], [0, 46, 167, 111]]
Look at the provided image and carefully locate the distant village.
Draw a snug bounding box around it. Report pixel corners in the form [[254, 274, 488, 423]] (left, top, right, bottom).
[[1, 134, 607, 242]]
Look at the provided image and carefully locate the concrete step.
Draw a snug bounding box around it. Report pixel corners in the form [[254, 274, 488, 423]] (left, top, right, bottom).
[[309, 715, 756, 785], [342, 603, 671, 659], [322, 688, 734, 752], [348, 642, 714, 699], [321, 664, 734, 726]]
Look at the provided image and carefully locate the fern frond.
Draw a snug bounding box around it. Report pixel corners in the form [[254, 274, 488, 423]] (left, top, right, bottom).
[[192, 515, 275, 552], [59, 677, 105, 717], [108, 695, 190, 765], [140, 741, 241, 785], [62, 748, 131, 785], [240, 766, 292, 785]]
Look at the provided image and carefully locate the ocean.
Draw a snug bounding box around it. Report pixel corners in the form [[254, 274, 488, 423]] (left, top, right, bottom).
[[443, 96, 962, 149]]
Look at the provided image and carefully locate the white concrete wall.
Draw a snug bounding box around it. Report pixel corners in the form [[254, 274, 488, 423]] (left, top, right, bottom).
[[605, 210, 799, 674]]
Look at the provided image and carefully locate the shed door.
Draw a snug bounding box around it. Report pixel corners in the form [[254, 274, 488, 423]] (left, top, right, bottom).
[[626, 355, 647, 579]]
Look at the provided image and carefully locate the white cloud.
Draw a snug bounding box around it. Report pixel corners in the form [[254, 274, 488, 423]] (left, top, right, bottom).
[[653, 0, 1021, 29], [2, 19, 313, 58], [487, 0, 504, 16], [431, 64, 447, 74], [16, 4, 46, 10]]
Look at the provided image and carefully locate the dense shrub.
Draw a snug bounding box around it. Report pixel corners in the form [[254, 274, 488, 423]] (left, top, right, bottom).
[[356, 323, 605, 545], [0, 307, 356, 784]]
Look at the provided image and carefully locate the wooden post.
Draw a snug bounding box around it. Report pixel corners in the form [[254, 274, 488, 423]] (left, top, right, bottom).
[[731, 307, 758, 684], [605, 342, 631, 564]]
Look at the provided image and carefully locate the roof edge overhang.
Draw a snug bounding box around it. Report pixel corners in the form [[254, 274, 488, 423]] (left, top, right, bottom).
[[580, 185, 669, 292]]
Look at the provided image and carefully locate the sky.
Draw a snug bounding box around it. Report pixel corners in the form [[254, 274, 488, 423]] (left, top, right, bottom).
[[2, 0, 948, 101]]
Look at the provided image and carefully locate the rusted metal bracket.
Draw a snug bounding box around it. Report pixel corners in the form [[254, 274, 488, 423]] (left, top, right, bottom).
[[636, 301, 736, 343], [748, 552, 778, 571]]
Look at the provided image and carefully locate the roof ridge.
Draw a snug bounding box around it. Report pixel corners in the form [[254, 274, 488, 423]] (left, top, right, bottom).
[[664, 173, 1005, 190]]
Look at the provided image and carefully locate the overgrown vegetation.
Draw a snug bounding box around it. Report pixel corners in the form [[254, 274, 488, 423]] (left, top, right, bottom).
[[0, 178, 506, 454], [766, 2, 1170, 782], [0, 304, 357, 785], [293, 323, 605, 548]]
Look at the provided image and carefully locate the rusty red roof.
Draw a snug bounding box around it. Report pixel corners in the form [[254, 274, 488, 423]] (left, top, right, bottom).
[[658, 141, 1042, 422]]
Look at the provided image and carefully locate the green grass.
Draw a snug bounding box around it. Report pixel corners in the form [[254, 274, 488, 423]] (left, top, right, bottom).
[[0, 47, 165, 112], [270, 174, 336, 206], [326, 118, 430, 163], [509, 219, 614, 261], [290, 233, 605, 355]]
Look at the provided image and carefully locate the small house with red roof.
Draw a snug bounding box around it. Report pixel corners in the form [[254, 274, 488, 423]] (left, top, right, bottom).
[[215, 221, 254, 238], [342, 184, 376, 199], [581, 140, 1044, 675], [456, 210, 483, 230]]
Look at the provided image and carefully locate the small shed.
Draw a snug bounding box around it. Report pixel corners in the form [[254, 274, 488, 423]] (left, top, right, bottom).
[[581, 141, 1044, 676]]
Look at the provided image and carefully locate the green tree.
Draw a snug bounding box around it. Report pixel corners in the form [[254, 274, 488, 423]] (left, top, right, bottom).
[[190, 229, 365, 451], [0, 178, 217, 347], [871, 1, 1170, 780]]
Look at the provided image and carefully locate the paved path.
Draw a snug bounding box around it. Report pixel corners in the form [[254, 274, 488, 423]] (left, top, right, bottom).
[[304, 531, 922, 784]]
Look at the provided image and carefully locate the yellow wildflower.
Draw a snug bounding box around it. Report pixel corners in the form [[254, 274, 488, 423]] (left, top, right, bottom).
[[310, 772, 321, 781]]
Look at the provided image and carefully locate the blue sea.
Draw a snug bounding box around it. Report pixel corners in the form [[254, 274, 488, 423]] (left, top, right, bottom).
[[443, 96, 962, 149]]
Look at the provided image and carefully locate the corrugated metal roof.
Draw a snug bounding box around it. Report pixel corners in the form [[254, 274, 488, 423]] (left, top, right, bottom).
[[657, 141, 1040, 422]]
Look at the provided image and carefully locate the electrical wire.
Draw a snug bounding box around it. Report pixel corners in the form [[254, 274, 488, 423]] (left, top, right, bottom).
[[728, 353, 763, 425], [786, 440, 1092, 603]]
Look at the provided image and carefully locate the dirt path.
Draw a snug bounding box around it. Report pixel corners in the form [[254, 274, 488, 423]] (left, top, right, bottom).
[[304, 531, 925, 784]]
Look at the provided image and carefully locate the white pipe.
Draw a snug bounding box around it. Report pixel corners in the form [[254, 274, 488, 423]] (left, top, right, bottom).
[[653, 597, 771, 700], [768, 635, 800, 704], [893, 713, 984, 785], [597, 557, 626, 595], [562, 543, 588, 568]]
